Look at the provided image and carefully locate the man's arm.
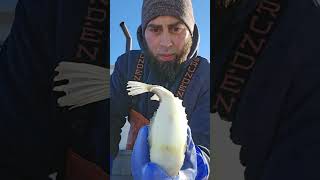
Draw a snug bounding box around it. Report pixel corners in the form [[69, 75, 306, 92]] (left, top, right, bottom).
[[189, 68, 211, 150], [110, 53, 131, 159], [190, 85, 211, 149], [189, 80, 211, 178]]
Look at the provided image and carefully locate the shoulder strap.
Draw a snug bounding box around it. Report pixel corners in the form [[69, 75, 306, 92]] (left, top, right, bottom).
[[132, 53, 145, 81], [213, 0, 285, 120], [64, 0, 108, 178], [72, 0, 107, 68], [131, 54, 201, 100], [175, 57, 201, 100]]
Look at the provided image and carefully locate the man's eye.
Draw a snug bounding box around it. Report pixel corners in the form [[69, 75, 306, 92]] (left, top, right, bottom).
[[149, 28, 160, 33], [171, 27, 183, 33]]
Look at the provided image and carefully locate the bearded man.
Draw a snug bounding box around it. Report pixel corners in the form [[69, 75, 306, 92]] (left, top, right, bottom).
[[110, 0, 210, 179]]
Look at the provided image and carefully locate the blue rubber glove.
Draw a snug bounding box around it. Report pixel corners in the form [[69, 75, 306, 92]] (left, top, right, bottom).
[[131, 125, 209, 180]]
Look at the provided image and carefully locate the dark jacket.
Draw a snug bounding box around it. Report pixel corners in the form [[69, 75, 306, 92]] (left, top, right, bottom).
[[214, 1, 320, 180], [0, 0, 107, 179], [110, 25, 210, 158]]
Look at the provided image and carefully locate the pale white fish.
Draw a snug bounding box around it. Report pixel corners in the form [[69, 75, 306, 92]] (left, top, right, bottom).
[[53, 61, 109, 109], [127, 81, 188, 177]]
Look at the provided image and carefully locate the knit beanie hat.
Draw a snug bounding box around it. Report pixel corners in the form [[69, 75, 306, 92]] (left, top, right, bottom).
[[141, 0, 195, 36]]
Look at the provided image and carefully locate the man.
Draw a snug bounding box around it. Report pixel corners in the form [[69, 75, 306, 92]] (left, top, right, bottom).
[[0, 0, 107, 179], [110, 0, 210, 179], [213, 0, 320, 180]]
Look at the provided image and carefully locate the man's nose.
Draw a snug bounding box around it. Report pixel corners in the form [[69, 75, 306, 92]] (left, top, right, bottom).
[[159, 32, 173, 48]]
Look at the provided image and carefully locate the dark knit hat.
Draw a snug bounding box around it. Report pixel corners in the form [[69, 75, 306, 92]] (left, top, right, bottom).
[[141, 0, 195, 36]]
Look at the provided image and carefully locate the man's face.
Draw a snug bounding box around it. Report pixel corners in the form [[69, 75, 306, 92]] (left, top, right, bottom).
[[144, 16, 193, 82], [144, 16, 192, 63]]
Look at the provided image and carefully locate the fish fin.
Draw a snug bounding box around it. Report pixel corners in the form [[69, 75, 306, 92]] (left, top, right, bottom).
[[127, 81, 151, 96]]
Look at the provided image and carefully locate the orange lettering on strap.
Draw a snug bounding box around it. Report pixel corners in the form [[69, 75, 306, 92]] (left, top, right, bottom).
[[215, 93, 236, 114], [231, 51, 256, 70], [250, 15, 274, 35], [76, 44, 98, 60], [256, 0, 281, 18], [220, 73, 245, 94], [86, 7, 106, 23], [133, 54, 145, 81], [240, 33, 266, 54], [175, 58, 200, 99]]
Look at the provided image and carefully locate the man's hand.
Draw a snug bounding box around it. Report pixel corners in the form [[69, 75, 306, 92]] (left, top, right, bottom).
[[131, 126, 209, 180]]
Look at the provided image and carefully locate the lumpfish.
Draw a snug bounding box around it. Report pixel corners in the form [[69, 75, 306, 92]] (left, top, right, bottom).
[[127, 81, 188, 176]]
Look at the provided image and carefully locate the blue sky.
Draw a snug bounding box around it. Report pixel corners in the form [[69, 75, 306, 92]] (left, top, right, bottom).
[[110, 0, 210, 65]]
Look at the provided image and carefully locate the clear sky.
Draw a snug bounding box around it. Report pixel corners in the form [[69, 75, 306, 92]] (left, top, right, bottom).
[[110, 0, 210, 65]]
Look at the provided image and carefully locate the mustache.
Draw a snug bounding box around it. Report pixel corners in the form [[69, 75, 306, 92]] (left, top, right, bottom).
[[157, 53, 175, 55], [156, 50, 177, 55]]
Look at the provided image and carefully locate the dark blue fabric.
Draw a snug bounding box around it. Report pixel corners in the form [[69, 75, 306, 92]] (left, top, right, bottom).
[[0, 0, 107, 179], [214, 1, 320, 180]]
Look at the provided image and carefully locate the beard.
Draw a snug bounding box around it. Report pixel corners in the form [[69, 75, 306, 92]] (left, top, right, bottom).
[[145, 37, 193, 83]]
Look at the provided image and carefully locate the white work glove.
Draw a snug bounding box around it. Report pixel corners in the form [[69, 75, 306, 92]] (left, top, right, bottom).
[[53, 61, 109, 109]]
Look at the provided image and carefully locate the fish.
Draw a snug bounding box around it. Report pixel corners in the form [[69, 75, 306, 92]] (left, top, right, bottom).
[[127, 81, 188, 176], [53, 61, 109, 109]]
